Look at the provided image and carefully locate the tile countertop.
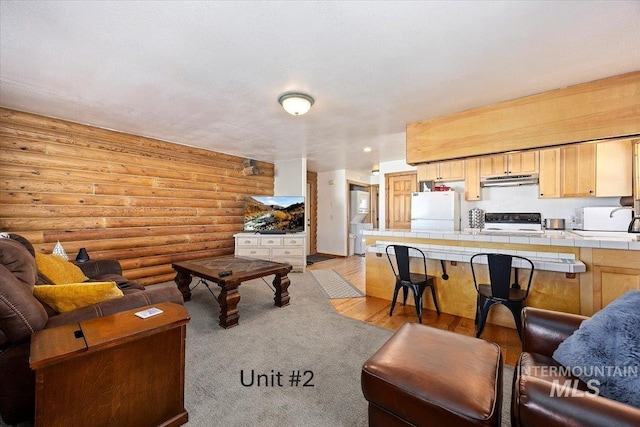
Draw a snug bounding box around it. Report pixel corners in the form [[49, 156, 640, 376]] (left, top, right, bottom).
[[363, 229, 640, 251], [367, 240, 585, 274]]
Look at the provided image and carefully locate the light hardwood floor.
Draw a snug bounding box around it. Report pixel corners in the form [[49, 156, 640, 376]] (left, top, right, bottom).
[[307, 254, 522, 366]]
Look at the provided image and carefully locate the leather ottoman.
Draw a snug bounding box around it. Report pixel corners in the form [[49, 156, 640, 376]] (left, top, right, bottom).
[[361, 323, 503, 427]]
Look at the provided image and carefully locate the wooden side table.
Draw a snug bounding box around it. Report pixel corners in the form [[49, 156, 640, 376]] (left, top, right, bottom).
[[30, 302, 190, 427]]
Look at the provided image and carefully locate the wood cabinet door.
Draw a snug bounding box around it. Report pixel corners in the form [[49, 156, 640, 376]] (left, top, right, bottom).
[[635, 141, 640, 206], [465, 158, 481, 201], [424, 163, 439, 181], [561, 143, 595, 197], [508, 151, 539, 175], [593, 266, 640, 311], [386, 172, 416, 229], [480, 155, 507, 177], [595, 138, 633, 197], [439, 160, 465, 181], [539, 148, 561, 198]]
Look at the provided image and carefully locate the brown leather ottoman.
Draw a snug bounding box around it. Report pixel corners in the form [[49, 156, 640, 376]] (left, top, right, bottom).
[[361, 323, 503, 427]]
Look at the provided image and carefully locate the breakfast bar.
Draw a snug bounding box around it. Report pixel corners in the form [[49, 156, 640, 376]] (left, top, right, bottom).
[[364, 228, 640, 329]]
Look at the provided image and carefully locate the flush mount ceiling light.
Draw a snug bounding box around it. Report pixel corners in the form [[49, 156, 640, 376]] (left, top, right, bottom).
[[372, 169, 380, 176], [278, 92, 314, 116]]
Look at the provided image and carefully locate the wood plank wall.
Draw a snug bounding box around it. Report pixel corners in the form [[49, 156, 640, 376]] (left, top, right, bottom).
[[0, 108, 274, 285]]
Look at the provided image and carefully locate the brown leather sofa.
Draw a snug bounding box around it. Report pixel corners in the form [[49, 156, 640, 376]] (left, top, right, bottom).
[[512, 307, 640, 427], [0, 235, 186, 425]]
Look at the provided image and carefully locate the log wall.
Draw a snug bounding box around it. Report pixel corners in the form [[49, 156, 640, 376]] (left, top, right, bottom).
[[0, 108, 274, 285]]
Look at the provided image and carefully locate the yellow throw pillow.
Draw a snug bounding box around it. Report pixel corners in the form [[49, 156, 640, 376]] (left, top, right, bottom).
[[35, 253, 89, 285], [33, 282, 124, 313]]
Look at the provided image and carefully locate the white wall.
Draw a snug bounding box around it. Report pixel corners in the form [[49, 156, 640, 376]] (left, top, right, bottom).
[[274, 159, 306, 196], [317, 170, 349, 255]]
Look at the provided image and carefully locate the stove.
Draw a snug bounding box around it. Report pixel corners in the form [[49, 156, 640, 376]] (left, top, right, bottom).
[[482, 213, 543, 234]]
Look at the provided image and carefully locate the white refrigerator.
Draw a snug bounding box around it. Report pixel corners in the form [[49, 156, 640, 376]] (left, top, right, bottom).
[[411, 191, 461, 231]]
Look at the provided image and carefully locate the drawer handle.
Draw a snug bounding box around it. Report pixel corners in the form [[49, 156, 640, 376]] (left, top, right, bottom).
[[250, 250, 256, 254], [244, 240, 251, 243], [285, 251, 291, 254], [267, 240, 274, 244]]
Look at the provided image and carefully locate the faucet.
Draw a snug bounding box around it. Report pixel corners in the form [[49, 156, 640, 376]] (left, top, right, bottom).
[[609, 206, 634, 217]]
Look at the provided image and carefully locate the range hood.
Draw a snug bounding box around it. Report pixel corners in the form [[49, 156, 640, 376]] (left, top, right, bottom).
[[480, 174, 539, 187]]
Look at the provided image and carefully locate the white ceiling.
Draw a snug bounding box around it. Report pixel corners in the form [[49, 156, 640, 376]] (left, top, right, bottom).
[[1, 1, 639, 174]]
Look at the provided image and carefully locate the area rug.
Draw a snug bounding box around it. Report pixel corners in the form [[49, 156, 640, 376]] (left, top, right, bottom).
[[306, 253, 336, 265], [309, 269, 365, 298], [180, 274, 513, 426], [179, 273, 390, 426]]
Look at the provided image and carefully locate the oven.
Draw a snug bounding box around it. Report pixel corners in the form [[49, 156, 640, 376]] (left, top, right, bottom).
[[482, 212, 543, 234]]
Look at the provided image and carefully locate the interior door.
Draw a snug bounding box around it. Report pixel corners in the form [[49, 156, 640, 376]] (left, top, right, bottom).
[[386, 172, 417, 229], [306, 172, 317, 255], [371, 184, 379, 228]]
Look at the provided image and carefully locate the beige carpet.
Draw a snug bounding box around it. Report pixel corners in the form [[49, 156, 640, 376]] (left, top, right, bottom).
[[1, 274, 513, 427]]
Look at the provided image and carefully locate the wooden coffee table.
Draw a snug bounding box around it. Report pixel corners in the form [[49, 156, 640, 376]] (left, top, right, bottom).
[[172, 255, 292, 328]]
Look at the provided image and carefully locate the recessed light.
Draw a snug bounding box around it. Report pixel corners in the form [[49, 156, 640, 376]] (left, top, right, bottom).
[[363, 147, 372, 153]]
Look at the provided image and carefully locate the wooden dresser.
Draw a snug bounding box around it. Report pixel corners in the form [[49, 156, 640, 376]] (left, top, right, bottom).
[[30, 302, 190, 427], [234, 232, 306, 272]]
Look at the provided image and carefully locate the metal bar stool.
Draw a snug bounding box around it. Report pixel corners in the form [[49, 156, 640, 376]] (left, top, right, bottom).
[[470, 253, 534, 340], [386, 244, 440, 323]]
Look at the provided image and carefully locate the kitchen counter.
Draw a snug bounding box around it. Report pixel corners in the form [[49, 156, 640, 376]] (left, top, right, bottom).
[[363, 227, 640, 327], [367, 240, 585, 273], [363, 228, 640, 251]]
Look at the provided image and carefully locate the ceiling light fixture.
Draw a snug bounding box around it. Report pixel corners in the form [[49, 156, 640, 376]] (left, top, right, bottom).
[[363, 147, 372, 153], [372, 169, 380, 176], [278, 92, 314, 116]]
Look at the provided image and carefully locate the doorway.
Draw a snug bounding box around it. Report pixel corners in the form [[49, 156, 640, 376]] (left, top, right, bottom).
[[306, 171, 317, 255]]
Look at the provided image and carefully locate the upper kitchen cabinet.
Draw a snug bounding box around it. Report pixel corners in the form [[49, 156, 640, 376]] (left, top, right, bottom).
[[418, 160, 465, 182], [480, 151, 539, 178], [539, 148, 561, 198], [561, 143, 596, 197], [406, 72, 640, 164], [539, 139, 632, 199], [595, 138, 633, 197], [635, 140, 640, 205], [464, 158, 481, 201]]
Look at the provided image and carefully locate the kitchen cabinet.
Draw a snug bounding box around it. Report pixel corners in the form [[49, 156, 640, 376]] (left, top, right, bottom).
[[480, 151, 539, 178], [635, 140, 640, 206], [538, 148, 561, 198], [539, 139, 632, 199], [561, 143, 596, 197], [595, 138, 633, 197], [407, 72, 640, 164], [591, 249, 640, 312], [464, 158, 481, 201], [419, 160, 465, 182]]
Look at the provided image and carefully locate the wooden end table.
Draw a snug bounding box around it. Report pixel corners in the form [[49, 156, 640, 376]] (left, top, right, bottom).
[[172, 255, 292, 328], [30, 302, 190, 427]]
